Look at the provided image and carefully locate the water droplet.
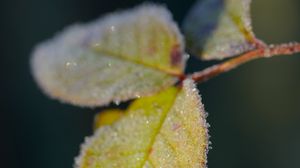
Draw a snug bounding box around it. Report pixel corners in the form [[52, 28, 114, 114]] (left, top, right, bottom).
[[110, 25, 116, 32], [192, 87, 197, 92], [206, 123, 211, 128], [114, 100, 120, 105], [264, 49, 271, 58], [136, 71, 144, 78], [93, 43, 101, 47], [136, 157, 140, 161], [135, 94, 141, 98], [184, 53, 190, 59], [65, 61, 77, 69]]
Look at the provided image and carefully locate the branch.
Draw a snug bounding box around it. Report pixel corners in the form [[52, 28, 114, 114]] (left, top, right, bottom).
[[190, 42, 300, 84]]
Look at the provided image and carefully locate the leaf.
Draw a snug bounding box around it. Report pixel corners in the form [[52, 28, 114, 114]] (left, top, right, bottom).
[[75, 79, 209, 168], [183, 0, 263, 60], [94, 109, 124, 129], [31, 4, 185, 107]]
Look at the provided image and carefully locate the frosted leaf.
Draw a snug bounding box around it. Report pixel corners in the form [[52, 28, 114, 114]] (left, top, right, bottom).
[[183, 0, 262, 60], [75, 79, 209, 168], [31, 4, 185, 107]]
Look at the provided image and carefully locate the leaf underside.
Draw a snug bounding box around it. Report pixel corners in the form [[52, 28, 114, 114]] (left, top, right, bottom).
[[76, 79, 209, 168], [31, 4, 185, 107], [183, 0, 260, 60]]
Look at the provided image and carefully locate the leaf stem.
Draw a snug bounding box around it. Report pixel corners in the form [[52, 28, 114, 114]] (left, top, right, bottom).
[[190, 42, 300, 84]]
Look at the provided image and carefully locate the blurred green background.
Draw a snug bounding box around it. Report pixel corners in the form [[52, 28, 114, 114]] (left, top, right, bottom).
[[1, 0, 300, 167]]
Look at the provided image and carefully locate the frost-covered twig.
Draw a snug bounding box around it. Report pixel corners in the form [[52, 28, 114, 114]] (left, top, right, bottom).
[[190, 42, 300, 83]]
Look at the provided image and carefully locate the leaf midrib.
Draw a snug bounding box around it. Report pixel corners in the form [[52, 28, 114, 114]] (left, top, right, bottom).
[[91, 47, 183, 77], [139, 88, 180, 168]]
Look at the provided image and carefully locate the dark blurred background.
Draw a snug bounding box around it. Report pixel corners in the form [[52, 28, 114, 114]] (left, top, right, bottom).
[[1, 0, 300, 167]]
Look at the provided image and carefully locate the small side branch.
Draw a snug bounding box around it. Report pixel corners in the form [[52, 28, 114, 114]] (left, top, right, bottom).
[[190, 42, 300, 84]]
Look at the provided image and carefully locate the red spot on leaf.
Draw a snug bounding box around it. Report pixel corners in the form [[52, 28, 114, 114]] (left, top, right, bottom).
[[172, 123, 181, 131], [170, 44, 182, 66], [148, 148, 153, 155]]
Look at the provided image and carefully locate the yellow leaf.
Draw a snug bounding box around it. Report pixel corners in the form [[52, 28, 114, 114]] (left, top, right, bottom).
[[94, 109, 124, 129], [76, 79, 209, 168], [183, 0, 261, 60], [31, 4, 185, 107]]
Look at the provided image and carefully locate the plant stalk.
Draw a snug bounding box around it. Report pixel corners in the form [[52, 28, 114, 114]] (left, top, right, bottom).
[[190, 42, 300, 84]]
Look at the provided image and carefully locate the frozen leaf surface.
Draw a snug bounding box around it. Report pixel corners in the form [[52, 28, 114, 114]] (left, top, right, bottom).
[[183, 0, 261, 60], [31, 4, 185, 107], [76, 79, 209, 168]]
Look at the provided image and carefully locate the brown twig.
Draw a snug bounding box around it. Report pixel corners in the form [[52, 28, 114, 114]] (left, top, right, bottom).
[[190, 42, 300, 84]]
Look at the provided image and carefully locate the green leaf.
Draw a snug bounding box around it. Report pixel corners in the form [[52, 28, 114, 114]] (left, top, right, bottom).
[[183, 0, 262, 60], [76, 79, 209, 168], [31, 4, 185, 107]]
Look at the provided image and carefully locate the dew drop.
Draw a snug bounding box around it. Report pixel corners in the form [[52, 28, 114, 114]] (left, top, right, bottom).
[[136, 71, 144, 78], [264, 48, 271, 58], [93, 43, 101, 47], [136, 156, 141, 161], [110, 25, 116, 32], [206, 123, 211, 128], [114, 100, 120, 105], [65, 61, 77, 69], [135, 94, 141, 98], [184, 53, 190, 60]]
